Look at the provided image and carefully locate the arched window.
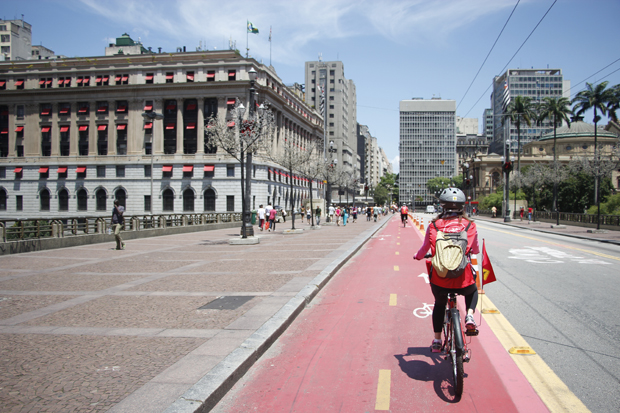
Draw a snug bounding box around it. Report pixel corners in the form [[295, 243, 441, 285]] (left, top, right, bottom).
[[77, 188, 88, 211], [163, 188, 174, 211], [114, 188, 126, 208], [58, 188, 69, 212], [0, 188, 7, 211], [40, 188, 51, 211], [204, 188, 216, 211], [183, 188, 194, 212], [96, 188, 107, 211]]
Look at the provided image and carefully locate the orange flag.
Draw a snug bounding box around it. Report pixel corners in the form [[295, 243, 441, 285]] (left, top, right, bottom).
[[482, 239, 497, 285]]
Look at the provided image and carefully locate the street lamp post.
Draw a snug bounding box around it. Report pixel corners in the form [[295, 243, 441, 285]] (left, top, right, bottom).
[[462, 162, 469, 215], [501, 153, 514, 222], [141, 111, 164, 214]]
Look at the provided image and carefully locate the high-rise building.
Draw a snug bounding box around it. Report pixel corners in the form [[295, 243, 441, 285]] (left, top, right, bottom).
[[0, 19, 32, 61], [490, 68, 570, 155], [304, 60, 358, 176], [455, 116, 478, 135], [483, 108, 493, 143], [399, 98, 456, 206]]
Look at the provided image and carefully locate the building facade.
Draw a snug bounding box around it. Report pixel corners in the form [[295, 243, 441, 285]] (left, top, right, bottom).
[[399, 98, 456, 206], [0, 19, 32, 61], [0, 50, 324, 218], [483, 108, 493, 143], [455, 116, 478, 135], [490, 68, 570, 155]]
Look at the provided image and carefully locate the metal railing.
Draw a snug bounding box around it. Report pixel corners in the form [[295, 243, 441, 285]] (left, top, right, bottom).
[[476, 209, 620, 229], [1, 212, 243, 242]]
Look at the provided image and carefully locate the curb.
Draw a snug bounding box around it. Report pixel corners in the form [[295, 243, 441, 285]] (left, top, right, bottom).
[[163, 218, 392, 413]]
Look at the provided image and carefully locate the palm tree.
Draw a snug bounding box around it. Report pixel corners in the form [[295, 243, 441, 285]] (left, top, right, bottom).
[[572, 81, 615, 230], [537, 96, 572, 225], [504, 95, 536, 217], [607, 83, 620, 123]]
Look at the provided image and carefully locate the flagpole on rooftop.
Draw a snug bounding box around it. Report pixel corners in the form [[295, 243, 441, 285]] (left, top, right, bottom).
[[269, 26, 272, 66], [246, 20, 249, 58]]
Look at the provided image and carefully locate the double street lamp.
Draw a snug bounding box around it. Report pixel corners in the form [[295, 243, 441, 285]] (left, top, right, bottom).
[[500, 153, 515, 222]]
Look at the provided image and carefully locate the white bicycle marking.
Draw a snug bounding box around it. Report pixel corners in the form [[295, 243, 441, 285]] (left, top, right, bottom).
[[413, 303, 434, 318], [508, 247, 610, 264], [418, 273, 430, 284]]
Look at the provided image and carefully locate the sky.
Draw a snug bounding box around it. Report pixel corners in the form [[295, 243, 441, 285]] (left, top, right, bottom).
[[4, 0, 620, 173]]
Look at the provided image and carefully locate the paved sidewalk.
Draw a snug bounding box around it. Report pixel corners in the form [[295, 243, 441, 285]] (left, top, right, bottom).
[[473, 215, 620, 245], [0, 215, 390, 413]]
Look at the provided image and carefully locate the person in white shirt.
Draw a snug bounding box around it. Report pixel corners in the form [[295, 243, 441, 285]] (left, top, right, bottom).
[[328, 205, 335, 223], [257, 205, 266, 231]]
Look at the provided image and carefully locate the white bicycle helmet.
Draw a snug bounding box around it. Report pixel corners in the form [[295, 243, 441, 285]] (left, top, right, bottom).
[[438, 187, 466, 213]]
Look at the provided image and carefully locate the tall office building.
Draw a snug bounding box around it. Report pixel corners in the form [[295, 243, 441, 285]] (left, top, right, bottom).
[[483, 108, 493, 143], [399, 98, 456, 206], [0, 19, 32, 61], [304, 60, 358, 177], [490, 68, 570, 155]]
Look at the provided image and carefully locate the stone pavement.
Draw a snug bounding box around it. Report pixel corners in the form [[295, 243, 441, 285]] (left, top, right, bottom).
[[0, 214, 390, 413], [473, 215, 620, 245]]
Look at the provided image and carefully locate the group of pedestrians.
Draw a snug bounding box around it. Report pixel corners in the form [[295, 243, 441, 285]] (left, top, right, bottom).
[[257, 204, 278, 232]]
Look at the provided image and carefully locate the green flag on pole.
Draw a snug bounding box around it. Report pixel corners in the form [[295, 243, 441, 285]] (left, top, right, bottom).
[[247, 21, 259, 34]]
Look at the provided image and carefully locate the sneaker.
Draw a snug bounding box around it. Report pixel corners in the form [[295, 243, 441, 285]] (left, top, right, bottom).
[[121, 243, 125, 250], [465, 314, 477, 331], [431, 339, 442, 353]]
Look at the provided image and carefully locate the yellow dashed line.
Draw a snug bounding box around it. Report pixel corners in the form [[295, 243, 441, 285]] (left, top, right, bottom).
[[375, 370, 391, 410], [394, 265, 399, 271], [395, 251, 399, 255], [389, 294, 397, 306], [397, 242, 400, 245], [477, 225, 620, 262]]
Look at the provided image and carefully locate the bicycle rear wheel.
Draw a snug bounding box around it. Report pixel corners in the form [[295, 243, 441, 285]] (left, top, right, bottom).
[[450, 311, 464, 397]]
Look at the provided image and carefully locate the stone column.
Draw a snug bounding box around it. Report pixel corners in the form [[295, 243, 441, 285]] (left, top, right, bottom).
[[197, 98, 205, 154], [176, 98, 184, 154]]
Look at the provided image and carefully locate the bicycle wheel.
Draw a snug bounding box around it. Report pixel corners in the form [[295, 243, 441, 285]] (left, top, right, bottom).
[[450, 311, 464, 397]]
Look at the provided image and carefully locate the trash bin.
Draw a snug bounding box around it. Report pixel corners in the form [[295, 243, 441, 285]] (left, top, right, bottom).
[[251, 210, 257, 225]]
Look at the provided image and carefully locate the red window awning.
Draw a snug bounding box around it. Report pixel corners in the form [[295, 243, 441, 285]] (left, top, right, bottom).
[[14, 167, 23, 173], [97, 105, 107, 112], [144, 122, 153, 130], [207, 72, 215, 78], [228, 70, 236, 76], [116, 124, 126, 130], [204, 165, 215, 172], [78, 107, 88, 113], [96, 76, 102, 82], [117, 105, 126, 112], [182, 165, 193, 172], [57, 167, 67, 173], [145, 74, 153, 80], [41, 108, 51, 115], [186, 103, 196, 110], [162, 165, 173, 172], [186, 74, 194, 80], [115, 75, 121, 82], [144, 104, 153, 111], [185, 122, 196, 130], [83, 78, 90, 84], [226, 99, 236, 105], [39, 167, 49, 173], [165, 123, 175, 130], [57, 79, 64, 85], [15, 126, 24, 132], [76, 78, 83, 84], [76, 166, 86, 173], [60, 126, 69, 132], [45, 79, 52, 85], [166, 74, 173, 80], [103, 76, 109, 81], [122, 75, 129, 82], [39, 79, 45, 85], [59, 108, 69, 114], [227, 121, 235, 127], [41, 126, 51, 133], [15, 80, 24, 86], [64, 79, 71, 86], [166, 104, 176, 110], [97, 125, 107, 131], [0, 129, 7, 134], [79, 125, 88, 131]]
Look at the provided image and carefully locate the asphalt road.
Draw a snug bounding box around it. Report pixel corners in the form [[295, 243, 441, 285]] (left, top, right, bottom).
[[476, 220, 620, 412]]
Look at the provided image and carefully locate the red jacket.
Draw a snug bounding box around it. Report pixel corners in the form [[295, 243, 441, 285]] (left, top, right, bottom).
[[415, 216, 479, 289]]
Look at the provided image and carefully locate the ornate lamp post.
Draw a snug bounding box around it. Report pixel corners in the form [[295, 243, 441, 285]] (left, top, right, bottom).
[[500, 154, 514, 222], [141, 111, 164, 213]]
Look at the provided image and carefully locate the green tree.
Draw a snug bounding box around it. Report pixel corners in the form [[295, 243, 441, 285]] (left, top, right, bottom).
[[537, 96, 572, 223], [504, 95, 536, 174], [373, 185, 389, 205], [607, 83, 620, 122], [572, 81, 615, 229]]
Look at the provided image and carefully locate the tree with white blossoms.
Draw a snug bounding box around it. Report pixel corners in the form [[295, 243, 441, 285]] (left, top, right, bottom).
[[297, 139, 327, 227], [205, 100, 275, 238], [260, 127, 316, 230]]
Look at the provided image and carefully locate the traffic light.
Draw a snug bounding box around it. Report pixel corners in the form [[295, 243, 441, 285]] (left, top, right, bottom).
[[465, 179, 471, 187], [503, 161, 512, 172]]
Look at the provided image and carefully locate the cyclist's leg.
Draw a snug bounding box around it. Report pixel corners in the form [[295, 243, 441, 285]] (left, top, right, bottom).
[[460, 283, 479, 332], [430, 284, 449, 339]]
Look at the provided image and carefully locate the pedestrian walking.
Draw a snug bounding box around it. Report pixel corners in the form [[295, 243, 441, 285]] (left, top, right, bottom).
[[352, 207, 357, 223], [343, 207, 349, 226], [528, 207, 533, 222], [257, 204, 266, 231], [519, 207, 524, 221], [281, 208, 287, 222], [307, 207, 312, 224], [268, 207, 277, 231], [328, 205, 335, 223], [336, 206, 341, 226], [491, 206, 497, 218], [315, 205, 322, 225], [366, 206, 372, 221], [111, 200, 125, 250]]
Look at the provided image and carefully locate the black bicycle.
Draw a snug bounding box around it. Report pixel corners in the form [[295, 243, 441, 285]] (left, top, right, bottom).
[[401, 213, 407, 227]]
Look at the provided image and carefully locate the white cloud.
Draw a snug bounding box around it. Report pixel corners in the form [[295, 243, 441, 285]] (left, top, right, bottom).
[[391, 155, 400, 173]]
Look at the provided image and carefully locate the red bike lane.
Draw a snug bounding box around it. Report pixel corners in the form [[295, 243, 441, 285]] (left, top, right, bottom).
[[214, 215, 549, 412]]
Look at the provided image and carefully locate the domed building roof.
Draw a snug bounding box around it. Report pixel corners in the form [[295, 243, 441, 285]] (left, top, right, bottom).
[[539, 121, 617, 141]]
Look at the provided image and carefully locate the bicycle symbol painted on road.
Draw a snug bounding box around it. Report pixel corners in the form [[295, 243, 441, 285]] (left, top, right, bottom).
[[413, 303, 434, 318]]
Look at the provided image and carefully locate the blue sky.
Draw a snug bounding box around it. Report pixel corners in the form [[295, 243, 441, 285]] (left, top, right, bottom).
[[4, 0, 620, 172]]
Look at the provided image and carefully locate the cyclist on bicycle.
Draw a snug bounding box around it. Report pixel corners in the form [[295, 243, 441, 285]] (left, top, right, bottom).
[[400, 204, 409, 225], [413, 187, 480, 353]]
